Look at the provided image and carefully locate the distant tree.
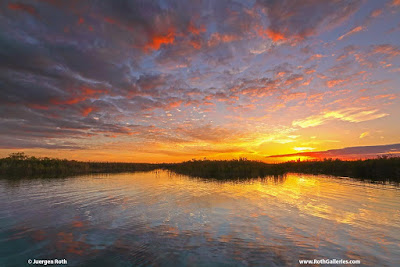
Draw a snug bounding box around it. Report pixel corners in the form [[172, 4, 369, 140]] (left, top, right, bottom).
[[8, 152, 28, 160]]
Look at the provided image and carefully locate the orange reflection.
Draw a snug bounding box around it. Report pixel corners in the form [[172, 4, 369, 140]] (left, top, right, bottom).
[[56, 232, 90, 255]]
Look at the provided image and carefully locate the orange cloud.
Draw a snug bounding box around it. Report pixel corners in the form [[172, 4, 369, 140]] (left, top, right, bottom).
[[145, 28, 175, 51], [207, 33, 238, 47], [374, 94, 397, 100], [372, 44, 400, 58], [389, 0, 400, 7], [308, 54, 328, 61], [166, 100, 182, 109], [293, 108, 388, 128], [81, 87, 102, 95], [326, 78, 347, 88], [280, 92, 307, 102], [51, 96, 88, 105], [51, 87, 106, 105], [81, 107, 94, 116], [370, 9, 382, 18], [305, 68, 316, 75], [265, 28, 286, 42], [284, 74, 304, 86], [188, 22, 206, 35], [337, 26, 364, 40], [8, 2, 37, 15], [189, 39, 201, 49], [28, 104, 49, 110], [276, 71, 286, 77]]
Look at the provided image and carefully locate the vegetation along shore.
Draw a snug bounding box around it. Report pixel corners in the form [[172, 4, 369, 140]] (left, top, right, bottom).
[[1, 153, 399, 182]]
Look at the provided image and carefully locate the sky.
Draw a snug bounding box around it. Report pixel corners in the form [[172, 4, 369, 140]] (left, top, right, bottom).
[[0, 0, 400, 163]]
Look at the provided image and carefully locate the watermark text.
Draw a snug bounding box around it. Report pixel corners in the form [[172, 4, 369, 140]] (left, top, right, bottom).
[[27, 259, 68, 265], [299, 259, 361, 265]]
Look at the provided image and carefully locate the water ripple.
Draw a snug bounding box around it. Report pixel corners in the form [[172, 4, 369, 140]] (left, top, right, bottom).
[[0, 171, 399, 266]]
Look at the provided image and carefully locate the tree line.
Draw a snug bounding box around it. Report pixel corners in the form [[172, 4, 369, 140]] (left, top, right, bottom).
[[1, 153, 399, 182]]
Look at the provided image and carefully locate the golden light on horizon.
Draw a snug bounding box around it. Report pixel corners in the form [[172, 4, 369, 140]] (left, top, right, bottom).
[[0, 0, 399, 162]]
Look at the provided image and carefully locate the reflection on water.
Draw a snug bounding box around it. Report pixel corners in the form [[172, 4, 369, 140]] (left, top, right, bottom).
[[0, 171, 399, 266]]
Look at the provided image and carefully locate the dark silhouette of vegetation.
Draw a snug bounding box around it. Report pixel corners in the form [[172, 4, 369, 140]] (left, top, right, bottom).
[[1, 153, 399, 182], [166, 157, 285, 179], [280, 156, 400, 182], [167, 156, 400, 182], [0, 152, 158, 178]]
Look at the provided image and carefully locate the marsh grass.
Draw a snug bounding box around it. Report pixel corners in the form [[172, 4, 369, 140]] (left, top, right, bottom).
[[280, 156, 400, 182], [0, 153, 158, 178], [1, 153, 399, 182], [165, 157, 400, 182], [166, 158, 285, 179]]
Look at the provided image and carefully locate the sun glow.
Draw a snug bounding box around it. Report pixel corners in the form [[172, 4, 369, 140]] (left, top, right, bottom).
[[0, 0, 399, 162]]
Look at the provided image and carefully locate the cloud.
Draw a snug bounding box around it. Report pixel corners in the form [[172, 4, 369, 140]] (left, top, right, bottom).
[[256, 0, 361, 42], [260, 28, 286, 42], [174, 124, 240, 144], [267, 143, 400, 160], [7, 2, 37, 16], [144, 28, 176, 51], [359, 131, 370, 139], [370, 8, 383, 18], [207, 32, 239, 47], [325, 78, 348, 88], [293, 147, 315, 152], [306, 54, 328, 62], [337, 26, 364, 40], [0, 0, 398, 161], [81, 107, 95, 117], [50, 87, 108, 106], [292, 108, 389, 128], [389, 0, 400, 7], [372, 44, 400, 58]]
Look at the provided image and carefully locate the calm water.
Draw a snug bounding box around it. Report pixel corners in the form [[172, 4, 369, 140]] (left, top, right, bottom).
[[0, 171, 399, 267]]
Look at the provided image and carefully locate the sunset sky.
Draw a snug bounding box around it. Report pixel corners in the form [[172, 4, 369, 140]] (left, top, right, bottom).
[[1, 0, 400, 163]]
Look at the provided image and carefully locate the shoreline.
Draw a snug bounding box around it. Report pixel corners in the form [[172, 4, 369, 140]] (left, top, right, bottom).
[[1, 153, 399, 182]]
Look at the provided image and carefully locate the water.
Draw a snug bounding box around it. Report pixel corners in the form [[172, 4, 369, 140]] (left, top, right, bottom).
[[0, 171, 399, 267]]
